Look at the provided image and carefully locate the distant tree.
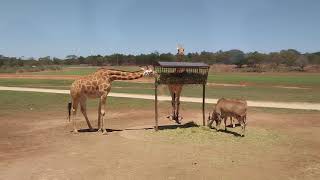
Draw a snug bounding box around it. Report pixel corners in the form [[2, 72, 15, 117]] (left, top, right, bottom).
[[65, 55, 79, 65], [65, 55, 78, 59], [148, 52, 160, 64], [245, 52, 268, 72], [0, 55, 5, 67], [52, 57, 62, 65], [234, 57, 248, 68], [186, 52, 200, 62], [307, 53, 320, 64], [198, 51, 217, 64], [280, 49, 300, 66], [39, 56, 50, 60], [214, 50, 228, 64], [295, 55, 309, 71], [226, 49, 246, 68], [38, 56, 52, 65], [97, 55, 105, 66], [159, 53, 175, 62], [78, 56, 86, 64], [269, 52, 283, 66]]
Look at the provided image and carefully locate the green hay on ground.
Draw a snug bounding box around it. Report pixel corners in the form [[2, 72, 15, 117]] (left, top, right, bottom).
[[144, 122, 286, 147]]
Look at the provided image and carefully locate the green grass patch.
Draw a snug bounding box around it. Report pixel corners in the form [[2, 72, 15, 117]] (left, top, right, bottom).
[[108, 84, 320, 103], [0, 91, 317, 118], [1, 78, 320, 103], [19, 66, 320, 87], [31, 68, 97, 75], [207, 72, 320, 87], [0, 65, 62, 73], [30, 66, 141, 75], [0, 91, 154, 116], [0, 79, 73, 89]]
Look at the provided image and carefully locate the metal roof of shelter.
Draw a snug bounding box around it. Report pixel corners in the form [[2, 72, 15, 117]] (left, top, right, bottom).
[[156, 61, 209, 68], [153, 61, 210, 85]]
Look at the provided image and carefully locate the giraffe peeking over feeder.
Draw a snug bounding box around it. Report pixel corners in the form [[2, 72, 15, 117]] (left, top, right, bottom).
[[68, 67, 154, 134], [167, 44, 185, 124], [154, 61, 209, 130]]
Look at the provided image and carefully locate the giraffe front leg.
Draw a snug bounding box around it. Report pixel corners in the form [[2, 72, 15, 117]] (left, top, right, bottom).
[[72, 109, 78, 133], [172, 94, 176, 121], [80, 98, 93, 131], [71, 99, 79, 134], [100, 95, 108, 135], [167, 93, 175, 120], [176, 96, 182, 124], [97, 100, 101, 130]]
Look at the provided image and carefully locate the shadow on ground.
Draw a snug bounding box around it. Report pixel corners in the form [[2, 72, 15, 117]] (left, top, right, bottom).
[[76, 121, 199, 133], [75, 121, 243, 136], [157, 121, 199, 130]]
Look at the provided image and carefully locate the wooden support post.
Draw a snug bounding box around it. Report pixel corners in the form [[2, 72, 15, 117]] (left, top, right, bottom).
[[202, 83, 206, 126], [155, 83, 158, 131]]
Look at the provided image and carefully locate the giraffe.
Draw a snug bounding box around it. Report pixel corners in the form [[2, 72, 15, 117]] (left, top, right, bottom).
[[167, 45, 185, 124], [68, 67, 154, 134]]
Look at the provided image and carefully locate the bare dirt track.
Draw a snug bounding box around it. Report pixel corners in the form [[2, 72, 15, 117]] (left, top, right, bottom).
[[0, 109, 320, 180]]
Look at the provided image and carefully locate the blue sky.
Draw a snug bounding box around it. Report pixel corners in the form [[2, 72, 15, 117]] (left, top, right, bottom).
[[0, 0, 319, 58]]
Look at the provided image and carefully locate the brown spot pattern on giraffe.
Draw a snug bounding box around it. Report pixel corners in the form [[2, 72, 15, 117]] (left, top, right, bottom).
[[69, 68, 148, 133]]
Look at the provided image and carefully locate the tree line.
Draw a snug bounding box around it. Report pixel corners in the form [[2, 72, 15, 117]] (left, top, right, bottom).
[[1, 49, 320, 71]]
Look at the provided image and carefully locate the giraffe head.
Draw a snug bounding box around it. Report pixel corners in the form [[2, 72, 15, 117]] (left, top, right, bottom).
[[140, 66, 155, 76]]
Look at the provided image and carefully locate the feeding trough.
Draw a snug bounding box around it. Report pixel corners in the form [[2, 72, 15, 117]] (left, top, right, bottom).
[[153, 61, 210, 130]]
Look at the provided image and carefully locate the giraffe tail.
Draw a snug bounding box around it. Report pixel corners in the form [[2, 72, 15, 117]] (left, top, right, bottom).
[[67, 102, 72, 122]]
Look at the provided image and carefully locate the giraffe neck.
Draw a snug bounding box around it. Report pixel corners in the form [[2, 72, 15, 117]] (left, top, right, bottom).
[[96, 69, 145, 81]]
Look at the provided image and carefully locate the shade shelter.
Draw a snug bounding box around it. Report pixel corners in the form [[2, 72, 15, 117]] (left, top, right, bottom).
[[153, 61, 210, 130]]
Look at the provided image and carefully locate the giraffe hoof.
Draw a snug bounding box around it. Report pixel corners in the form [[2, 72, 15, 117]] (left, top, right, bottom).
[[174, 116, 183, 124], [102, 131, 108, 135], [72, 129, 79, 134], [175, 120, 181, 124]]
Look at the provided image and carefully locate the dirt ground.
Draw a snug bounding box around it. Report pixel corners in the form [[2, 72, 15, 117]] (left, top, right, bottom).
[[0, 108, 320, 180]]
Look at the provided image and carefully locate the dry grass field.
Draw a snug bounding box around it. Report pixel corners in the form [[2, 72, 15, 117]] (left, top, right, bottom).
[[0, 90, 319, 179], [0, 67, 320, 179]]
